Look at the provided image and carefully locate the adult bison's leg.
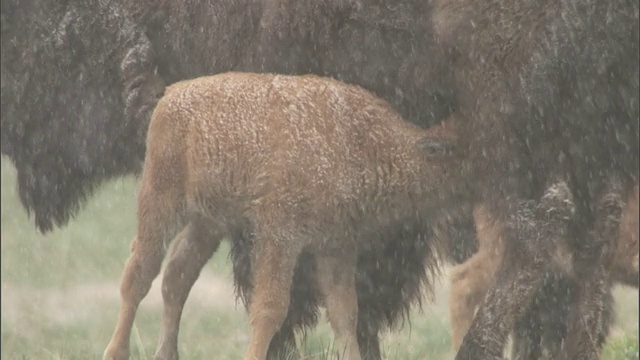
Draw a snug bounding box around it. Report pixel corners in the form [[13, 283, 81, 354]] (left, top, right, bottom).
[[561, 267, 609, 360], [266, 323, 298, 360], [612, 183, 640, 288], [456, 181, 575, 360], [104, 182, 186, 360], [597, 285, 615, 350], [154, 219, 223, 360], [356, 315, 382, 360], [510, 273, 568, 360], [353, 261, 385, 360], [511, 310, 544, 360], [456, 245, 544, 360], [561, 182, 626, 360]]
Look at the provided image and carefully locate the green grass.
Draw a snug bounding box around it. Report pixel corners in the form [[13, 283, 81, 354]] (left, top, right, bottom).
[[602, 336, 639, 360], [1, 157, 637, 359]]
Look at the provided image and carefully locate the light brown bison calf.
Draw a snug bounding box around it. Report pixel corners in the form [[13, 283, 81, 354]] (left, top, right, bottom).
[[103, 72, 464, 360], [449, 183, 639, 353]]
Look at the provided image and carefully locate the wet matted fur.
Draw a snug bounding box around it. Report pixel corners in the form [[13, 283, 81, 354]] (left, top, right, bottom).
[[433, 0, 639, 358], [450, 184, 638, 358]]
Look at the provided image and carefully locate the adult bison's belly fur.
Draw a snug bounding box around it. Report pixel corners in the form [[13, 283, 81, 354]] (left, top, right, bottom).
[[230, 221, 443, 359]]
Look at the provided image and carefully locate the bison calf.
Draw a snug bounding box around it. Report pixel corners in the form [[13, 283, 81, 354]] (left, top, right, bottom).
[[103, 72, 464, 360]]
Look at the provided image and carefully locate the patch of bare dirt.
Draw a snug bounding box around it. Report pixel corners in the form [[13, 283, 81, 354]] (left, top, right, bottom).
[[0, 270, 238, 333]]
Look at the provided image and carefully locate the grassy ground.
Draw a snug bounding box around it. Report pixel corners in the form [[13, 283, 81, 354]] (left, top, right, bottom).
[[1, 157, 638, 359]]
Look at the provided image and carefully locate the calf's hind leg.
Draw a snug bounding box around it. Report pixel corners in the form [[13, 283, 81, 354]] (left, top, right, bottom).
[[318, 254, 362, 360], [154, 219, 224, 360], [244, 229, 303, 360], [156, 221, 307, 360], [104, 185, 185, 360]]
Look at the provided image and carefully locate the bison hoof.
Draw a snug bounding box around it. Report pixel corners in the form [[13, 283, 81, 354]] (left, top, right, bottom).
[[154, 343, 179, 360], [103, 345, 130, 360]]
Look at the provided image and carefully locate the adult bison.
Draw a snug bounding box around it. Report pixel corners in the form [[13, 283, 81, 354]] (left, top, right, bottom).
[[1, 0, 165, 232], [433, 0, 639, 358]]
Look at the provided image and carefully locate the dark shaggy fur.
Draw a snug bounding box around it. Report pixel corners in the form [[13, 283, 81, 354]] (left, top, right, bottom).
[[448, 208, 620, 360], [1, 0, 165, 232], [433, 0, 639, 358], [449, 180, 638, 359], [230, 183, 474, 360], [229, 218, 446, 360], [510, 274, 616, 360]]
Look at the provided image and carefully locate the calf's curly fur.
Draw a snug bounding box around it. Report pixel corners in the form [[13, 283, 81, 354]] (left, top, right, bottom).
[[103, 72, 465, 360]]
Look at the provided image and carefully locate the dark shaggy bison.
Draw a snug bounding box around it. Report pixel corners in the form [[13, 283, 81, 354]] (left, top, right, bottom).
[[433, 0, 639, 358], [1, 0, 165, 232]]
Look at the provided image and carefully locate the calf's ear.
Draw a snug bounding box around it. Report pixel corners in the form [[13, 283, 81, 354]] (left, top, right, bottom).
[[416, 136, 458, 157]]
